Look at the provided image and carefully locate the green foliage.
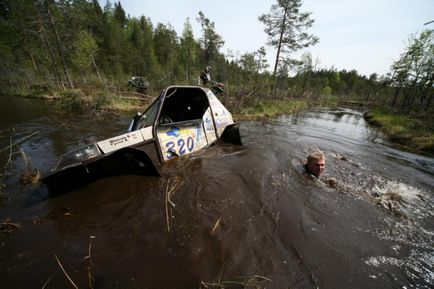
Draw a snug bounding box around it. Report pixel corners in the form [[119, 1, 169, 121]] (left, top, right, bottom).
[[153, 23, 179, 83], [0, 0, 430, 156], [58, 89, 87, 110], [240, 99, 308, 119], [92, 91, 110, 110], [389, 29, 433, 111], [0, 0, 430, 127], [180, 18, 199, 83], [72, 30, 98, 72], [366, 108, 434, 155], [58, 88, 113, 111], [196, 11, 224, 66], [113, 1, 127, 27], [322, 86, 332, 96], [259, 0, 319, 76]]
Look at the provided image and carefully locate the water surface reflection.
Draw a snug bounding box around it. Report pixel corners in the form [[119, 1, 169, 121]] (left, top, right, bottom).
[[0, 99, 432, 289]]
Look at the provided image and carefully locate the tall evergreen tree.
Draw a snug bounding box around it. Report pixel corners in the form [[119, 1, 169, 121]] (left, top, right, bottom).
[[196, 11, 224, 67], [139, 16, 159, 80], [100, 1, 124, 74], [259, 0, 318, 78], [113, 1, 126, 28], [239, 52, 256, 92], [0, 0, 40, 82], [46, 1, 74, 88], [252, 47, 269, 92], [180, 18, 198, 83], [153, 23, 179, 83]]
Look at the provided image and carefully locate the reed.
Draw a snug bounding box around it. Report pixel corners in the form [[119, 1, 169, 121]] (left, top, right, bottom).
[[85, 235, 96, 289], [54, 254, 78, 289], [237, 99, 308, 119], [209, 218, 222, 236], [165, 177, 183, 232]]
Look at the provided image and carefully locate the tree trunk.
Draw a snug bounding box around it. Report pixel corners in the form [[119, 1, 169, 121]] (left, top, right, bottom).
[[425, 91, 433, 111], [407, 85, 420, 110], [253, 60, 260, 93], [37, 7, 64, 90], [365, 84, 372, 104], [272, 2, 289, 78], [47, 3, 74, 89], [1, 59, 17, 89], [170, 40, 174, 84], [270, 2, 290, 97], [420, 79, 433, 110], [23, 36, 38, 75], [92, 57, 103, 84], [391, 85, 401, 107], [401, 77, 418, 110], [186, 46, 191, 84]]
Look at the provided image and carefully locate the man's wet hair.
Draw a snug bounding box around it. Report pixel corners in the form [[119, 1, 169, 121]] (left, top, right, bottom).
[[307, 149, 325, 162]]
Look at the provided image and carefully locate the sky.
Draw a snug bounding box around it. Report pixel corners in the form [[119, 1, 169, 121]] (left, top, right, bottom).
[[99, 0, 434, 77]]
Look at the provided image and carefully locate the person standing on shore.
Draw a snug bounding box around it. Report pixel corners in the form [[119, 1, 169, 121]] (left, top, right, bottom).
[[200, 65, 211, 85]]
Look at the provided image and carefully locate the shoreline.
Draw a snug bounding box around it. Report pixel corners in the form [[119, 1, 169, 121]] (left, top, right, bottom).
[[363, 109, 434, 157], [4, 92, 433, 157]]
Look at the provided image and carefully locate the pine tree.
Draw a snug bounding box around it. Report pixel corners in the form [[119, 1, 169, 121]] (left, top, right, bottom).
[[139, 16, 159, 80], [259, 0, 318, 78], [180, 18, 198, 83], [153, 23, 179, 84], [113, 1, 126, 28], [196, 11, 224, 67]]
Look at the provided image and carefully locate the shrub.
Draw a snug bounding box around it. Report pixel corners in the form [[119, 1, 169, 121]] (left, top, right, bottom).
[[322, 86, 333, 96], [91, 91, 110, 110], [58, 89, 86, 110]]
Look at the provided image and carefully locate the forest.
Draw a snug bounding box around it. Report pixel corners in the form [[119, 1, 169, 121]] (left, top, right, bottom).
[[0, 0, 432, 121]]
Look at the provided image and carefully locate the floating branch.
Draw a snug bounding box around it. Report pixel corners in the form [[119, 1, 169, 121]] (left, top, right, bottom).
[[41, 275, 53, 289], [85, 235, 96, 289], [165, 177, 183, 232], [0, 131, 39, 153], [209, 218, 222, 236], [54, 254, 78, 289], [3, 136, 13, 168]]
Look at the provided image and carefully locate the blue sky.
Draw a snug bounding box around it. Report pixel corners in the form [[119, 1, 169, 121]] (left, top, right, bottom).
[[100, 0, 434, 77]]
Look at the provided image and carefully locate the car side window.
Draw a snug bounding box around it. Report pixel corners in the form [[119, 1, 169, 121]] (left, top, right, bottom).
[[136, 99, 160, 129]]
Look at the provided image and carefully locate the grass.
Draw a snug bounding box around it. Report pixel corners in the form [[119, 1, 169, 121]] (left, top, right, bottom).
[[364, 108, 434, 155], [9, 84, 433, 156], [230, 93, 339, 120], [54, 88, 149, 112], [236, 99, 309, 120], [108, 97, 146, 111]]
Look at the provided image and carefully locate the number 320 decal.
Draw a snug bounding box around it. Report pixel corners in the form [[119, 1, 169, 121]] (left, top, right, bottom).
[[165, 136, 194, 159]]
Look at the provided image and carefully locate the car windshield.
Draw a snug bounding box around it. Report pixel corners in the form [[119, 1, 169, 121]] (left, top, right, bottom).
[[158, 87, 209, 125]]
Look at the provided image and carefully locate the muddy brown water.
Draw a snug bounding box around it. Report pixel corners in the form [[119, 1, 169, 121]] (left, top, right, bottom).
[[0, 96, 433, 289]]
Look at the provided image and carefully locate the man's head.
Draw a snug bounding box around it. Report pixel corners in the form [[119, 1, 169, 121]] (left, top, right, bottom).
[[306, 149, 326, 177]]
